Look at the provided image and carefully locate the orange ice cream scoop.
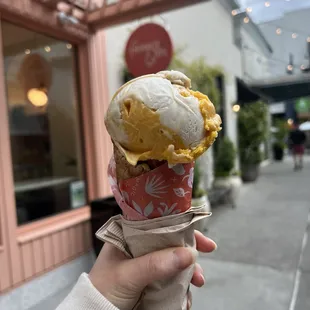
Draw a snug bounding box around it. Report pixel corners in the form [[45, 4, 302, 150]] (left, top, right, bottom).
[[105, 70, 221, 166]]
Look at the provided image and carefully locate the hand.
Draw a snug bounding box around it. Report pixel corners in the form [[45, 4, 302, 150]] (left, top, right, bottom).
[[89, 230, 217, 310]]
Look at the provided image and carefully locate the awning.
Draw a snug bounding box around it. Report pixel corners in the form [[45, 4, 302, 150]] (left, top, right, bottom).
[[37, 0, 210, 30], [249, 74, 310, 102], [236, 77, 261, 104]]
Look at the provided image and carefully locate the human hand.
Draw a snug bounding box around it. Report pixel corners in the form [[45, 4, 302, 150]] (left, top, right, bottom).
[[89, 230, 217, 310]]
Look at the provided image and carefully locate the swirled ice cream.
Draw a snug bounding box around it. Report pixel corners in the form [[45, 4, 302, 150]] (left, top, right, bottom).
[[105, 70, 221, 166]]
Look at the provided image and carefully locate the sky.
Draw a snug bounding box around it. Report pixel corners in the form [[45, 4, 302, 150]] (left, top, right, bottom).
[[237, 0, 310, 23]]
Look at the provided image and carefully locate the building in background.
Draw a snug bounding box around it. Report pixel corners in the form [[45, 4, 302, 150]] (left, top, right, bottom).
[[105, 0, 272, 187], [260, 8, 310, 77]]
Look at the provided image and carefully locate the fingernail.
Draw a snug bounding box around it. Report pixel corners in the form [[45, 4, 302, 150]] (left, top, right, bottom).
[[213, 242, 218, 251], [200, 274, 205, 285], [173, 248, 197, 270]]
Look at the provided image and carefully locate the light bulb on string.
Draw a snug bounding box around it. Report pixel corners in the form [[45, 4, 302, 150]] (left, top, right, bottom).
[[287, 64, 293, 71], [246, 7, 252, 13], [265, 2, 270, 7], [232, 104, 240, 113], [276, 28, 282, 35], [231, 9, 238, 16], [243, 17, 250, 24], [292, 33, 298, 39], [307, 37, 310, 43], [301, 64, 306, 70]]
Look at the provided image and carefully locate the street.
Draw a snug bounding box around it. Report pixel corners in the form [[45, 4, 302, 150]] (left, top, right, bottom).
[[192, 157, 310, 310]]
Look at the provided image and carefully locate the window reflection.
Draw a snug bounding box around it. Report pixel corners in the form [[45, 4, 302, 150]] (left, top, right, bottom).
[[2, 22, 86, 225]]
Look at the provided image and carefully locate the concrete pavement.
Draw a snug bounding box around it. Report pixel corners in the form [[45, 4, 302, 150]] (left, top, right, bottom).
[[192, 157, 310, 310], [28, 157, 310, 310]]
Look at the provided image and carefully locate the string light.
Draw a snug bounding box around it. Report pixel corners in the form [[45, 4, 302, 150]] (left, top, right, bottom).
[[265, 2, 270, 7], [307, 37, 310, 43], [44, 46, 51, 52], [292, 33, 298, 39], [287, 64, 293, 71], [66, 43, 72, 49], [276, 28, 282, 35], [287, 119, 293, 126], [24, 49, 31, 55], [246, 7, 252, 13], [301, 64, 306, 70], [231, 9, 238, 16], [243, 17, 250, 24], [232, 104, 241, 113]]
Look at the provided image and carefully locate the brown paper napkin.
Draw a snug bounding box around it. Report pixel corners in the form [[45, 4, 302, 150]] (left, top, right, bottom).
[[96, 205, 211, 310]]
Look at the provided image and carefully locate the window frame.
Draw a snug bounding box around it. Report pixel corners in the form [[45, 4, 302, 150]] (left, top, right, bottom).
[[0, 8, 108, 290]]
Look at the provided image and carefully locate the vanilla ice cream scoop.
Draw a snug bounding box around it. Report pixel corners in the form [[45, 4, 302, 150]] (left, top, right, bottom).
[[105, 70, 221, 166]]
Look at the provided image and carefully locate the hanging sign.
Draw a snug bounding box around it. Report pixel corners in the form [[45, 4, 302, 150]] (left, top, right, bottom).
[[125, 23, 173, 77]]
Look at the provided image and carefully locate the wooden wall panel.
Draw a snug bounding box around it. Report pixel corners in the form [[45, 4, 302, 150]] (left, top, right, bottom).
[[32, 239, 45, 274], [75, 223, 84, 254], [60, 229, 71, 262], [0, 250, 11, 291], [20, 242, 34, 280], [83, 221, 92, 251], [42, 236, 54, 269], [88, 30, 113, 197], [51, 232, 63, 266]]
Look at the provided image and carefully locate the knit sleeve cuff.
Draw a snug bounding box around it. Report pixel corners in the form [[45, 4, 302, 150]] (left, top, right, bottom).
[[56, 273, 119, 310]]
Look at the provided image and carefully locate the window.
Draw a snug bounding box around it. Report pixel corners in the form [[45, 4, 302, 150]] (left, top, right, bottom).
[[2, 22, 87, 225]]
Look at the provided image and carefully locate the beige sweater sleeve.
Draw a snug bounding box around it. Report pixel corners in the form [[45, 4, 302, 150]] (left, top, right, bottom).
[[56, 273, 119, 310]]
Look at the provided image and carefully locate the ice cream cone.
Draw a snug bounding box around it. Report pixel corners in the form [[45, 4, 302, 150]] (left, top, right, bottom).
[[99, 70, 220, 309]]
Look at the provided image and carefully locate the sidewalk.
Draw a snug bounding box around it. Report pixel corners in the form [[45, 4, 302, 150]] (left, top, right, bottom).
[[192, 157, 310, 310]]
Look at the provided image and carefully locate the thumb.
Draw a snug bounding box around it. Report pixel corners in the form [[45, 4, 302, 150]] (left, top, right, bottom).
[[120, 247, 197, 289]]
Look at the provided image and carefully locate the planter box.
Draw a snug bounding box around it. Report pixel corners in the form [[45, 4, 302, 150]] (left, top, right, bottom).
[[213, 176, 242, 207]]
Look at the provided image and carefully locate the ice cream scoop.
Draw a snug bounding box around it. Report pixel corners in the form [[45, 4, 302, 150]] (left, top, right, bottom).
[[105, 70, 221, 166]]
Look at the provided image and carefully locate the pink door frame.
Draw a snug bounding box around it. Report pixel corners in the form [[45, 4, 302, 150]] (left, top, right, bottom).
[[0, 0, 111, 293]]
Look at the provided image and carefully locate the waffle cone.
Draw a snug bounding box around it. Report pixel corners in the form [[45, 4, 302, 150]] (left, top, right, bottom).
[[113, 144, 151, 181]]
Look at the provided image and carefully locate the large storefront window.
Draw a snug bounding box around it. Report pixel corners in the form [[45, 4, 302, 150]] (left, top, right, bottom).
[[2, 22, 86, 225]]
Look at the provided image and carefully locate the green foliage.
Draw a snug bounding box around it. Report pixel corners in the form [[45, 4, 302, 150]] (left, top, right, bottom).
[[192, 163, 206, 198], [238, 101, 268, 165], [169, 52, 223, 109], [272, 119, 289, 149], [215, 137, 236, 177]]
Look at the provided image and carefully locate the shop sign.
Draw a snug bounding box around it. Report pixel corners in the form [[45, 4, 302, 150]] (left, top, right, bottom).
[[295, 97, 310, 113], [125, 23, 173, 77]]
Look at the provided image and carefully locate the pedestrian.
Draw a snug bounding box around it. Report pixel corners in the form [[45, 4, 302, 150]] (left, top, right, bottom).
[[56, 230, 217, 310], [288, 123, 306, 170]]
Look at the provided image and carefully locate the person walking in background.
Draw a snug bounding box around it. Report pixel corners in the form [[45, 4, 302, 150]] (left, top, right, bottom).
[[288, 123, 306, 170]]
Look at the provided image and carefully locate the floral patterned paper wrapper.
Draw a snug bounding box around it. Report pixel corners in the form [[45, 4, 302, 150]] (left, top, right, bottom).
[[97, 157, 211, 310], [108, 156, 194, 220]]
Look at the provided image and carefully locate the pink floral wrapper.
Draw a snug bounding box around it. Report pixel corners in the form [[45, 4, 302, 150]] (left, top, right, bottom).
[[99, 158, 210, 310], [108, 157, 194, 220]]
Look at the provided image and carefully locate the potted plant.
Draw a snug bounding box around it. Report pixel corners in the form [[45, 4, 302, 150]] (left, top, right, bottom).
[[238, 101, 268, 182], [272, 119, 288, 161], [213, 136, 241, 206], [192, 163, 210, 232]]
